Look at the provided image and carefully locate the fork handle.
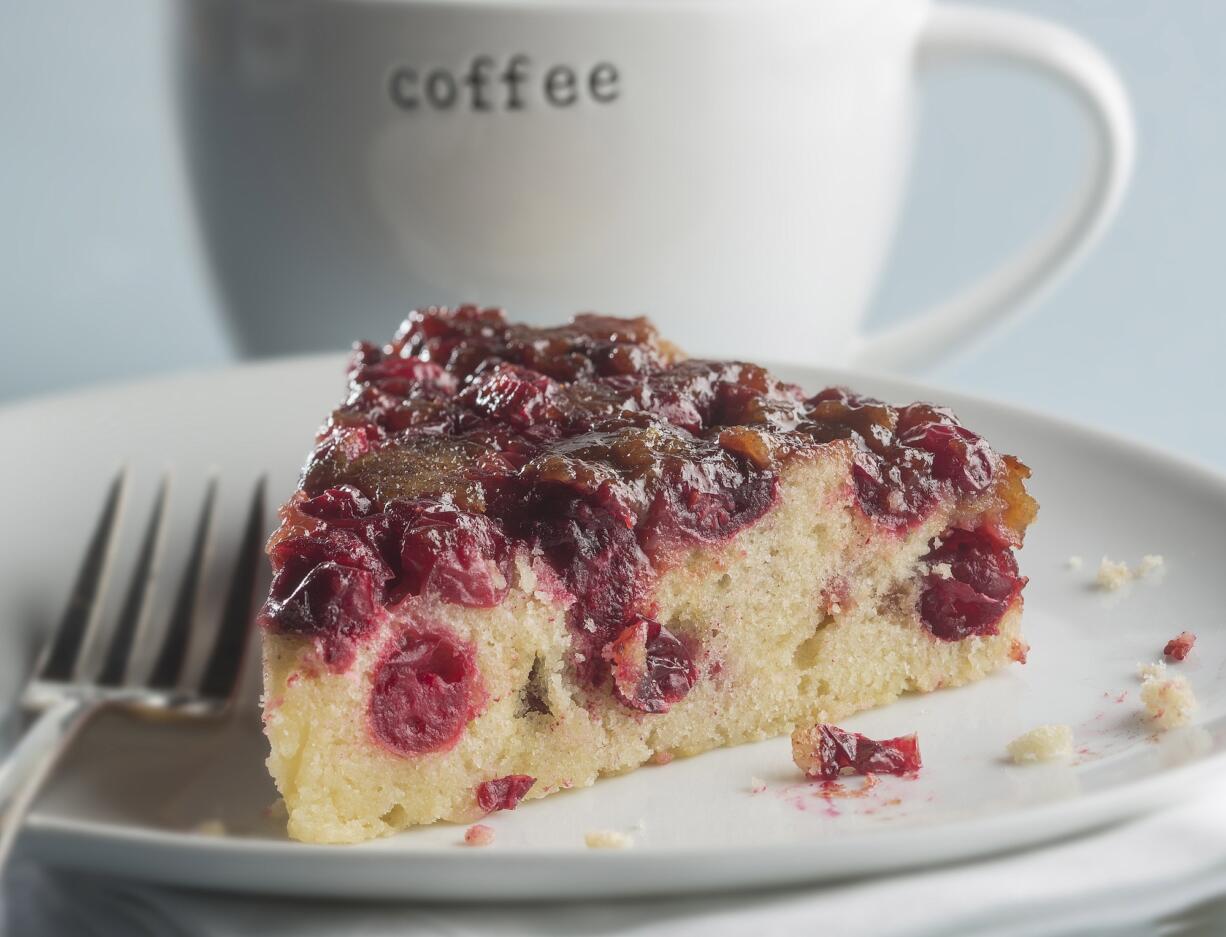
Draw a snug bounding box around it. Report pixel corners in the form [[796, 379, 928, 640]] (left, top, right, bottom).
[[0, 697, 96, 871]]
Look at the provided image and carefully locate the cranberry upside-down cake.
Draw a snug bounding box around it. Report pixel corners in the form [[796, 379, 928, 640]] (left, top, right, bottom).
[[259, 309, 1037, 844]]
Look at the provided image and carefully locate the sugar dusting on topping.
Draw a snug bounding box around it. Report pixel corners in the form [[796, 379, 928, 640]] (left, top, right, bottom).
[[584, 829, 633, 849], [1006, 725, 1074, 763]]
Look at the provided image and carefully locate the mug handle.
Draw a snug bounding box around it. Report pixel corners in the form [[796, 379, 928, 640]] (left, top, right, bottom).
[[849, 3, 1136, 372]]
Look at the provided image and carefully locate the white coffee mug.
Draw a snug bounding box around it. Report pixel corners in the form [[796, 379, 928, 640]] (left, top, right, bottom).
[[174, 0, 1133, 370]]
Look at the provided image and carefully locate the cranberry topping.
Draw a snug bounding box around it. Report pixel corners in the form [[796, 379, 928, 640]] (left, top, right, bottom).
[[261, 563, 380, 670], [792, 724, 922, 780], [393, 499, 511, 607], [918, 528, 1025, 641], [298, 485, 373, 524], [269, 308, 1031, 713], [260, 529, 394, 669], [803, 391, 998, 528], [603, 617, 698, 713], [368, 625, 485, 756], [1164, 631, 1196, 661], [458, 362, 565, 432], [475, 775, 536, 813], [898, 419, 993, 493]]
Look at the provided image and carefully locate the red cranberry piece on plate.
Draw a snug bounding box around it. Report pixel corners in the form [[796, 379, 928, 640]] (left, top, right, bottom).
[[791, 724, 922, 780], [1164, 631, 1196, 661], [603, 618, 698, 714], [475, 775, 536, 814], [369, 626, 485, 756]]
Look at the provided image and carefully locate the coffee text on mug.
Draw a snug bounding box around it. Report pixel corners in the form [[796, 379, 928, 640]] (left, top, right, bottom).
[[388, 56, 620, 112]]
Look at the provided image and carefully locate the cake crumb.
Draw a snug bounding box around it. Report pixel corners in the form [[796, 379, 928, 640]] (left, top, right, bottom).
[[749, 776, 767, 794], [1006, 725, 1074, 763], [649, 751, 674, 766], [1096, 557, 1132, 590], [1066, 555, 1084, 571], [464, 824, 495, 847], [929, 562, 953, 580], [1137, 554, 1165, 577], [1138, 659, 1167, 681], [193, 819, 227, 837], [1097, 554, 1166, 590], [585, 829, 633, 850], [1163, 631, 1196, 661], [1140, 669, 1197, 729]]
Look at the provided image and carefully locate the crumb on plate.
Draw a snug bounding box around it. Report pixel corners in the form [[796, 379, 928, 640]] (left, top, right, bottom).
[[1140, 669, 1197, 729], [193, 819, 227, 837], [749, 776, 767, 794], [1066, 555, 1084, 571], [1096, 557, 1133, 590], [1097, 554, 1166, 591], [1137, 554, 1166, 577], [1138, 659, 1167, 681], [1006, 725, 1074, 763], [585, 829, 633, 850], [464, 824, 495, 847]]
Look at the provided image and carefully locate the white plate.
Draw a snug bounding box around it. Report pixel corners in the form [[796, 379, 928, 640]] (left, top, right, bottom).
[[2, 357, 1224, 901]]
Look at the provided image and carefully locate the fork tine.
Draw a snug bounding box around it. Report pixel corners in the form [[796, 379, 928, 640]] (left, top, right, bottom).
[[97, 476, 170, 687], [199, 477, 267, 701], [39, 470, 128, 682], [148, 477, 217, 690]]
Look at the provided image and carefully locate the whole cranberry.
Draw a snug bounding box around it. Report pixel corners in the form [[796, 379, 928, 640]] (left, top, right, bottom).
[[369, 625, 485, 756], [918, 528, 1025, 641], [899, 419, 994, 493], [458, 362, 565, 431], [392, 499, 512, 608]]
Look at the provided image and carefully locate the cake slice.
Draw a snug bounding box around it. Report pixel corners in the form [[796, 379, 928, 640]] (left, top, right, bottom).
[[259, 308, 1037, 844]]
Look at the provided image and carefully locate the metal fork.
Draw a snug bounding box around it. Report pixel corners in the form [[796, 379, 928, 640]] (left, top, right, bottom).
[[0, 471, 266, 871]]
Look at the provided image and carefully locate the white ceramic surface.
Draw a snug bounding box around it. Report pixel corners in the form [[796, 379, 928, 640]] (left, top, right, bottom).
[[3, 357, 1223, 901], [176, 0, 1132, 369]]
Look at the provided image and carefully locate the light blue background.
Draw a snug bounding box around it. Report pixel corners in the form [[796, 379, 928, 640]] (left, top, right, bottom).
[[4, 1, 1225, 466]]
